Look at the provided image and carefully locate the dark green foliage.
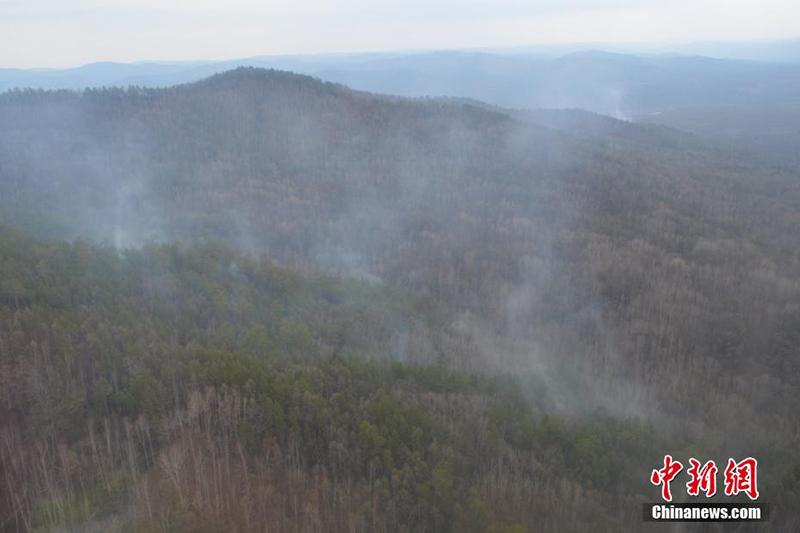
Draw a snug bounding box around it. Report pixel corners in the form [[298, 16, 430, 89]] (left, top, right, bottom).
[[0, 226, 677, 531]]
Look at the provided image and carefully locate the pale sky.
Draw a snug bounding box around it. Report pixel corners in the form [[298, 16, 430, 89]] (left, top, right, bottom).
[[2, 0, 799, 68]]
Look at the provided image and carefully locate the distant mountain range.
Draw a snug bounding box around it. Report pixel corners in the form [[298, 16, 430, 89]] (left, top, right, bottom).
[[3, 45, 800, 160], [3, 47, 799, 116]]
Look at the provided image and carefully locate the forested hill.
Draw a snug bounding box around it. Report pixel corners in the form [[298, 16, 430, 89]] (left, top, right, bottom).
[[0, 225, 665, 532], [1, 67, 800, 530]]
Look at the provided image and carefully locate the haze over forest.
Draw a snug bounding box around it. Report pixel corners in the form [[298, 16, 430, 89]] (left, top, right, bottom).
[[2, 6, 800, 531]]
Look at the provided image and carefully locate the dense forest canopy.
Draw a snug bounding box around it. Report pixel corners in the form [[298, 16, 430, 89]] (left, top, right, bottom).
[[0, 225, 677, 531], [1, 68, 800, 531]]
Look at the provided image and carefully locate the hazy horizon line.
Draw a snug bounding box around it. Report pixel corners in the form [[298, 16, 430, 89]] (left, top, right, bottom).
[[5, 36, 800, 71]]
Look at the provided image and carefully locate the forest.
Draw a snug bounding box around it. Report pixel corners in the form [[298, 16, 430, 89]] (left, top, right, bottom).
[[1, 68, 799, 531]]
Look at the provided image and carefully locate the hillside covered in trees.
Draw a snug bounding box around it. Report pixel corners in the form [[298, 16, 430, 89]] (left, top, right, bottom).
[[1, 68, 800, 531], [0, 225, 676, 531]]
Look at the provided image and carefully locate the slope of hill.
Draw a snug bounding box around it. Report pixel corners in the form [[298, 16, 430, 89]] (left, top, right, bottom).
[[2, 226, 661, 531], [1, 68, 800, 530]]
